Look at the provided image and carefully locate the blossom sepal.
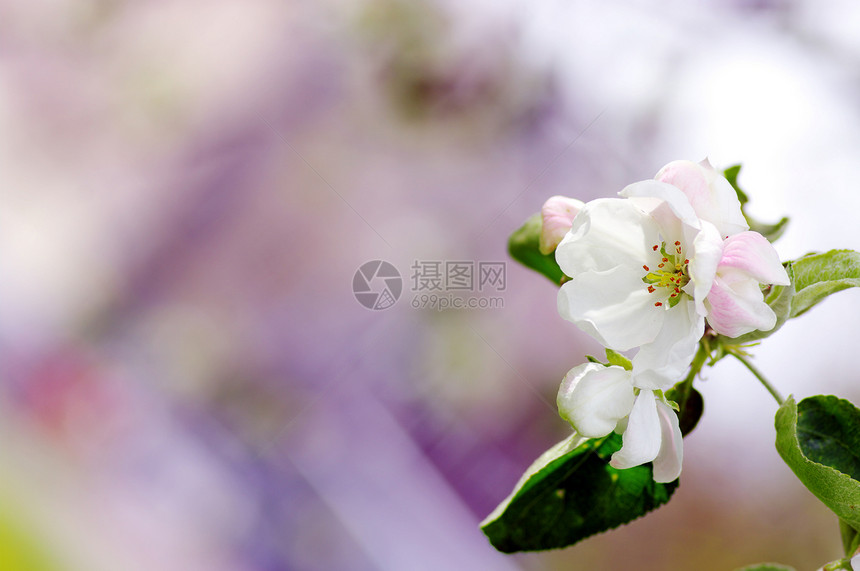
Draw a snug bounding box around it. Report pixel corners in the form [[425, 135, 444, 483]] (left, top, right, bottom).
[[605, 348, 633, 370], [481, 432, 678, 553], [508, 213, 566, 284], [583, 348, 633, 370]]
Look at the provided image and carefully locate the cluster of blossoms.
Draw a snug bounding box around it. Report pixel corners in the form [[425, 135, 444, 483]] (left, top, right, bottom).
[[541, 160, 789, 482]]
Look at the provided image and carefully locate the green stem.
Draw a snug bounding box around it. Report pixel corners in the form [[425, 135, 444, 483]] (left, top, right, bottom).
[[840, 518, 860, 557], [674, 343, 709, 413], [731, 351, 784, 405]]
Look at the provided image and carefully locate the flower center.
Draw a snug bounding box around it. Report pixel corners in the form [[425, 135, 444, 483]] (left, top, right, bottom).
[[641, 240, 690, 308]]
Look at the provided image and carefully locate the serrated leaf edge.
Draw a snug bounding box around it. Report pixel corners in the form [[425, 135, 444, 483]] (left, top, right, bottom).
[[776, 396, 860, 531]]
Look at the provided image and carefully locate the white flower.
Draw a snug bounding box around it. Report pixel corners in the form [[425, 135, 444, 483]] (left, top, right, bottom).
[[557, 362, 683, 483], [646, 159, 790, 336], [556, 194, 708, 390], [556, 160, 789, 386], [539, 195, 584, 255]]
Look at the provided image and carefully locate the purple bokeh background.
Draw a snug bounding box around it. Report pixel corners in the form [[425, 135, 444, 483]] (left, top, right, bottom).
[[3, 1, 860, 569]]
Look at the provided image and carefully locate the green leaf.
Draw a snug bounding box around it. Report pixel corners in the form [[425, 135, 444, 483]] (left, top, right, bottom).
[[481, 433, 678, 552], [733, 564, 796, 571], [790, 250, 860, 318], [723, 164, 789, 242], [508, 213, 566, 284], [749, 216, 790, 243], [723, 164, 748, 205], [775, 395, 860, 531], [722, 251, 860, 343], [605, 348, 632, 371], [796, 396, 860, 481], [721, 262, 795, 344]]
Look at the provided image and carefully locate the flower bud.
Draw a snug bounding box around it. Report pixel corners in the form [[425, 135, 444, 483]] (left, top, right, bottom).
[[539, 195, 583, 255]]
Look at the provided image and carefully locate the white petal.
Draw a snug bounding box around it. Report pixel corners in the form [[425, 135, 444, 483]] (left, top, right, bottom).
[[558, 265, 663, 350], [620, 179, 701, 237], [610, 390, 662, 469], [539, 196, 584, 255], [656, 159, 748, 237], [556, 362, 595, 397], [705, 273, 777, 338], [698, 159, 750, 237], [688, 221, 724, 316], [719, 231, 790, 285], [555, 198, 658, 277], [632, 299, 703, 390], [651, 400, 683, 483], [557, 364, 635, 438]]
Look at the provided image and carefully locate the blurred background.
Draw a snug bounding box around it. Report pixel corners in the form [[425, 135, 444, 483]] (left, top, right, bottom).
[[3, 0, 860, 569]]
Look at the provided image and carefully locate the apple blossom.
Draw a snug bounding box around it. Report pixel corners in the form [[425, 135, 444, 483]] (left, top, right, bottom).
[[556, 161, 789, 387], [624, 163, 790, 338], [556, 195, 706, 389], [486, 155, 860, 561], [557, 362, 683, 483], [539, 195, 584, 255]]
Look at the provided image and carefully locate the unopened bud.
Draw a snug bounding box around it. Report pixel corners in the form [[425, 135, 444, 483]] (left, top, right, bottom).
[[539, 195, 584, 255]]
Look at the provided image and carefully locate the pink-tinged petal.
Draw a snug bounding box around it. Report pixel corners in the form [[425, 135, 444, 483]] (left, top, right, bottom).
[[610, 390, 661, 469], [651, 400, 683, 483], [539, 196, 584, 255], [620, 179, 700, 236], [558, 265, 664, 351], [705, 273, 777, 337], [632, 300, 703, 390], [557, 364, 635, 438], [656, 159, 748, 237], [719, 231, 790, 285], [556, 198, 659, 277], [688, 221, 724, 316]]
